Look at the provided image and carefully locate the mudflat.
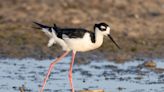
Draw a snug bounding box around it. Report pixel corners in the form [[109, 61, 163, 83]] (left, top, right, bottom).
[[0, 0, 163, 61]]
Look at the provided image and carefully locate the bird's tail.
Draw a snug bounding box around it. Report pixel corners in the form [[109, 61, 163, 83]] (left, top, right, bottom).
[[33, 22, 51, 29], [33, 22, 57, 47], [33, 22, 53, 37]]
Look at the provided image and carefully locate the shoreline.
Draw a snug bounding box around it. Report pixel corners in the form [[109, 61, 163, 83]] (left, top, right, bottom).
[[0, 50, 164, 64], [0, 0, 163, 61]]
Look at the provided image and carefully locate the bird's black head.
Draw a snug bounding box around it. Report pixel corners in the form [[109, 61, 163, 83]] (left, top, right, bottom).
[[94, 22, 111, 36], [94, 22, 109, 31], [94, 22, 121, 49]]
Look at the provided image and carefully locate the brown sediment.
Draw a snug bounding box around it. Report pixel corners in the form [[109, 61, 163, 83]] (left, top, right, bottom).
[[0, 0, 164, 61]]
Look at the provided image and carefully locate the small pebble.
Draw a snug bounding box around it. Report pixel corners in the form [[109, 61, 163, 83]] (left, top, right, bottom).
[[143, 60, 156, 68]]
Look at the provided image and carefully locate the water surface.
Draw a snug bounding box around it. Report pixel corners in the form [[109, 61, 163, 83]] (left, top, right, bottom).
[[0, 58, 164, 92]]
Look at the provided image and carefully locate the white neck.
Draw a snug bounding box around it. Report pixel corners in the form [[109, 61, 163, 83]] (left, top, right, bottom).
[[92, 30, 104, 49]]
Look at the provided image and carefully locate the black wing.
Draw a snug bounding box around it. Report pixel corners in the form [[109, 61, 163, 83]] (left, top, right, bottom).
[[33, 22, 96, 43], [57, 28, 96, 43], [61, 28, 89, 38]]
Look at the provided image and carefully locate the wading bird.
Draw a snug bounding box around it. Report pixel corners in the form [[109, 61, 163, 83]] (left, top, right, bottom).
[[34, 22, 120, 92]]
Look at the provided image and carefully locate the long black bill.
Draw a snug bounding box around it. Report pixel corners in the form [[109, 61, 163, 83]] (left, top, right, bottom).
[[108, 34, 121, 49]]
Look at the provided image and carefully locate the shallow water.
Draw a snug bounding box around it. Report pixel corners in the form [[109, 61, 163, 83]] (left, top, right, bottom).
[[0, 58, 164, 92]]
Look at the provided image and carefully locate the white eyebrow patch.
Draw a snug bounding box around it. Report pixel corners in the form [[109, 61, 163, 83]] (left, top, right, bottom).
[[100, 25, 106, 29]]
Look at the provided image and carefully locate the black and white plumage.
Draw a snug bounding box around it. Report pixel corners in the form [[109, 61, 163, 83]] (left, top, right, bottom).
[[34, 22, 120, 52], [34, 22, 120, 92]]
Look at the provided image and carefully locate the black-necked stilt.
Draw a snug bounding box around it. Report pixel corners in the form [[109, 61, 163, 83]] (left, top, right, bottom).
[[34, 22, 120, 92]]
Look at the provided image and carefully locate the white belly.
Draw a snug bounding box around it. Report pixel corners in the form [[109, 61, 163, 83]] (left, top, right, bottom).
[[63, 33, 103, 52]]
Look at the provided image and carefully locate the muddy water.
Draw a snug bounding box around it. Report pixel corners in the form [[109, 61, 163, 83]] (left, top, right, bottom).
[[0, 58, 164, 92]]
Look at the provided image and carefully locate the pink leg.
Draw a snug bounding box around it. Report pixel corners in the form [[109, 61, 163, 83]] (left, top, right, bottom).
[[39, 51, 69, 92], [69, 51, 76, 92]]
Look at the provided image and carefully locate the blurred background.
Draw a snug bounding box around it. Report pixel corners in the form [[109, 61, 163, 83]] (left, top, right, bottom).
[[0, 1, 164, 92], [0, 0, 164, 61]]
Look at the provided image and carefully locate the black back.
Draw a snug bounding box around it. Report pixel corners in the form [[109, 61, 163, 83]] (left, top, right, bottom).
[[55, 28, 96, 43], [33, 22, 96, 43]]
